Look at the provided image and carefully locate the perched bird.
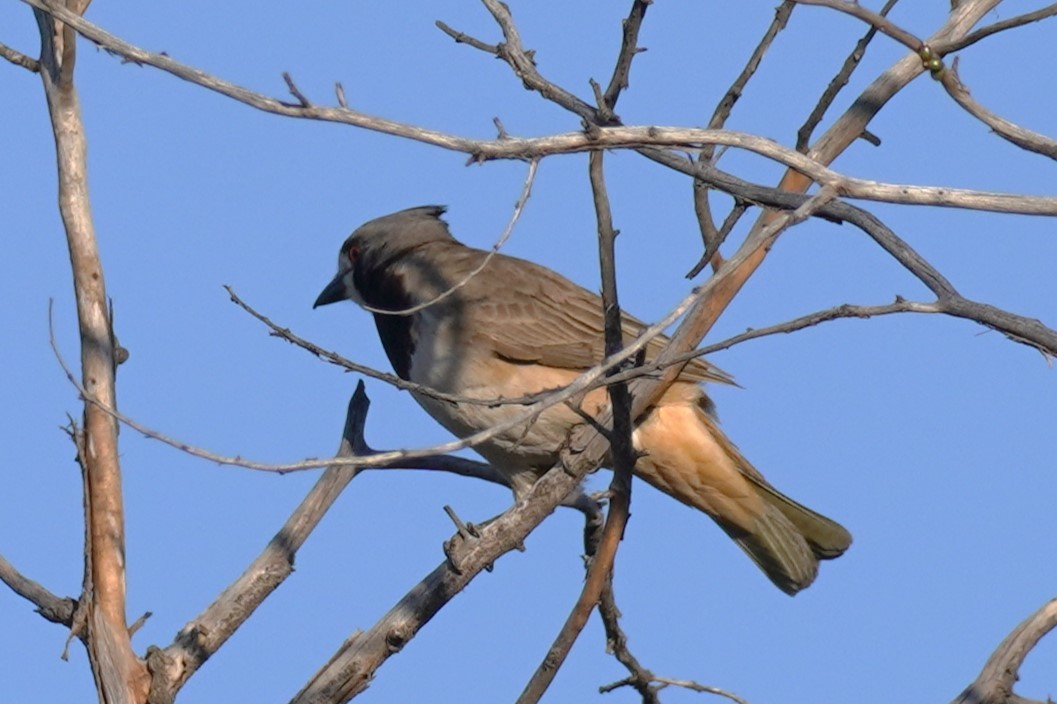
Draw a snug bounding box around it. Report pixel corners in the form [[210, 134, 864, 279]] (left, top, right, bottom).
[[314, 205, 851, 594]]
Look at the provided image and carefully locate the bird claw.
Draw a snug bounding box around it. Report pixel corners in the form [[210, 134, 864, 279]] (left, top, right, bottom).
[[442, 505, 488, 574]]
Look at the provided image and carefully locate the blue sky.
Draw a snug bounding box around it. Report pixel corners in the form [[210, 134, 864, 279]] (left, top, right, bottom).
[[2, 2, 1055, 702]]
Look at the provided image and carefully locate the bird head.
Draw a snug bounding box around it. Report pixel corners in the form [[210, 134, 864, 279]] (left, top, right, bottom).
[[313, 205, 453, 309]]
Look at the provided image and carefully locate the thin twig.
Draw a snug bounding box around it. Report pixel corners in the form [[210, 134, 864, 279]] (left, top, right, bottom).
[[695, 1, 795, 262], [686, 199, 750, 279], [797, 0, 900, 152], [356, 159, 538, 316], [651, 676, 751, 704], [54, 274, 720, 474], [435, 19, 500, 54], [601, 0, 651, 114], [945, 3, 1057, 53], [709, 1, 795, 133], [282, 71, 311, 107]]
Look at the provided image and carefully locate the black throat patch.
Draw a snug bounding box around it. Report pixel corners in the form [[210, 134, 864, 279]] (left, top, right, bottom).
[[355, 266, 415, 380]]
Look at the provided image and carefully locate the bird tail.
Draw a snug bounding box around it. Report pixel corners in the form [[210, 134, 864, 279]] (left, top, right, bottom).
[[632, 396, 852, 595], [725, 479, 852, 595]]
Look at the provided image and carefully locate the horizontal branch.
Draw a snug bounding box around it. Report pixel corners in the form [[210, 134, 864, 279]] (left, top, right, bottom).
[[23, 0, 1057, 217]]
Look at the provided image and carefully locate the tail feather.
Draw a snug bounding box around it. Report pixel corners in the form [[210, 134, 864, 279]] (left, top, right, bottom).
[[699, 411, 853, 563], [726, 502, 819, 595], [744, 474, 852, 560], [632, 390, 852, 595]]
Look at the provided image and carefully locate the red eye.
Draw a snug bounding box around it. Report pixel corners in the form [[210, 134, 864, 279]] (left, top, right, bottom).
[[346, 243, 361, 263]]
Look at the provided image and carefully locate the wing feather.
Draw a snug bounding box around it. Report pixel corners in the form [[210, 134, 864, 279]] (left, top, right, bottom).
[[436, 244, 733, 385]]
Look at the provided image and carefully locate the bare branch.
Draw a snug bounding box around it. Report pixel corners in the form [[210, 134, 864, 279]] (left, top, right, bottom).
[[938, 59, 1057, 160], [596, 580, 660, 704], [601, 0, 651, 114], [651, 676, 751, 704], [797, 0, 900, 152], [791, 0, 922, 51], [290, 448, 602, 702], [945, 3, 1057, 53], [951, 598, 1057, 704], [32, 1, 148, 699], [478, 0, 599, 123], [0, 553, 77, 627], [145, 382, 524, 701], [19, 1, 1057, 218], [624, 298, 944, 379], [0, 40, 40, 71], [686, 199, 750, 279], [695, 1, 795, 259], [281, 71, 311, 108], [434, 19, 500, 55], [516, 150, 637, 704], [708, 2, 795, 133], [806, 0, 1002, 167]]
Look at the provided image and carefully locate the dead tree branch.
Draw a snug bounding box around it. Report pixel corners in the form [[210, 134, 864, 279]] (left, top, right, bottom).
[[694, 1, 795, 267], [0, 553, 77, 627], [791, 0, 921, 50], [797, 0, 899, 151], [938, 59, 1057, 160], [947, 4, 1057, 52], [951, 598, 1057, 704], [0, 40, 40, 71], [144, 381, 520, 702], [21, 0, 1057, 218], [601, 0, 651, 115], [516, 150, 638, 704], [32, 1, 148, 700]]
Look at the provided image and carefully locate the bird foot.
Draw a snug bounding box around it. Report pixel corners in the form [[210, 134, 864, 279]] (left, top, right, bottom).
[[442, 505, 487, 574]]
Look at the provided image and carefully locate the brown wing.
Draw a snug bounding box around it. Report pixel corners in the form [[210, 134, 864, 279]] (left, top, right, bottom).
[[442, 245, 733, 385]]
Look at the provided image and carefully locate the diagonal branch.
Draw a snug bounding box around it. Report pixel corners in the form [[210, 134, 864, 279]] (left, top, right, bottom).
[[937, 59, 1057, 160], [797, 0, 899, 152], [0, 553, 77, 627], [694, 0, 796, 265], [146, 381, 526, 702], [937, 3, 1057, 54], [601, 0, 651, 114], [791, 0, 921, 51], [1, 40, 40, 71]]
